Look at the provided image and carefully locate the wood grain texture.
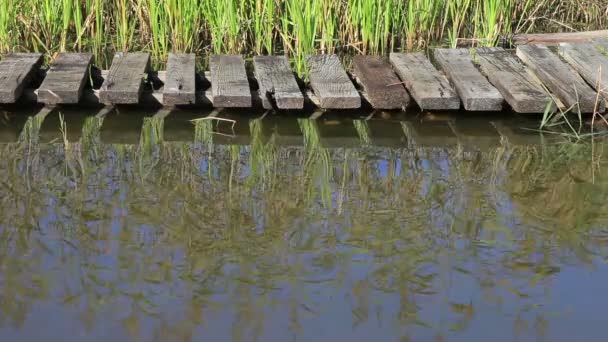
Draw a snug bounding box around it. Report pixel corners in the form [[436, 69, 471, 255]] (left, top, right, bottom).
[[389, 52, 460, 110], [163, 53, 196, 105], [475, 47, 550, 113], [99, 52, 150, 104], [558, 42, 608, 99], [306, 55, 360, 109], [37, 53, 92, 104], [352, 55, 409, 110], [253, 56, 303, 110], [516, 45, 603, 113], [0, 53, 44, 103], [434, 48, 504, 111], [209, 54, 251, 108]]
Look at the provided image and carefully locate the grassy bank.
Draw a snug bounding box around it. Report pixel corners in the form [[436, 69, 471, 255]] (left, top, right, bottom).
[[0, 0, 606, 72]]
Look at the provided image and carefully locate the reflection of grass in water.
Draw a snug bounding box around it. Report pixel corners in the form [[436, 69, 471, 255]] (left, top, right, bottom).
[[194, 119, 214, 146], [298, 119, 332, 207], [353, 120, 370, 145], [248, 119, 278, 191]]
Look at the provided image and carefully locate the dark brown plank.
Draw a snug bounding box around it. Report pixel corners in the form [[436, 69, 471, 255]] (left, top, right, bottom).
[[434, 48, 504, 111], [389, 52, 460, 110], [37, 53, 92, 104], [558, 42, 608, 99], [475, 47, 551, 113], [163, 53, 196, 105], [100, 52, 150, 104], [253, 56, 303, 110], [516, 45, 603, 113], [209, 54, 251, 108], [352, 56, 409, 110], [306, 55, 360, 109], [0, 53, 44, 103]]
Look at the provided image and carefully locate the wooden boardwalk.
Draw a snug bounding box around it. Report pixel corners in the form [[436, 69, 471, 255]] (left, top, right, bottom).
[[1, 40, 608, 114]]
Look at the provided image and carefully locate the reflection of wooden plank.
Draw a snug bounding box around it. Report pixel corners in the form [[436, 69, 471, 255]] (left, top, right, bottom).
[[491, 120, 544, 146], [0, 53, 44, 103], [100, 111, 147, 144], [253, 56, 303, 110], [163, 53, 196, 105], [434, 48, 503, 111], [389, 52, 460, 110], [210, 55, 251, 108], [0, 109, 38, 143], [559, 42, 608, 99], [516, 45, 602, 113], [100, 52, 150, 104], [38, 110, 92, 143], [352, 56, 409, 109], [38, 53, 93, 104], [260, 117, 304, 146], [163, 110, 204, 141], [448, 119, 501, 151], [316, 118, 361, 148], [403, 120, 457, 147], [212, 114, 251, 145], [367, 120, 407, 147], [306, 55, 360, 109], [476, 48, 550, 113]]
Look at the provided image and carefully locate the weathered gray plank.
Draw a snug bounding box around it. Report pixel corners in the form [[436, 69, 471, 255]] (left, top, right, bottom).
[[209, 54, 251, 108], [434, 48, 504, 111], [37, 53, 92, 104], [306, 55, 360, 109], [352, 55, 409, 110], [475, 47, 551, 113], [253, 56, 303, 110], [389, 52, 460, 110], [558, 42, 608, 99], [100, 52, 150, 104], [163, 53, 196, 105], [516, 45, 603, 113], [0, 53, 44, 103]]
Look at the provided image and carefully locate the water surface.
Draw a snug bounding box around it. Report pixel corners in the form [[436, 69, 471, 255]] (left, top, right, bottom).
[[1, 107, 607, 341]]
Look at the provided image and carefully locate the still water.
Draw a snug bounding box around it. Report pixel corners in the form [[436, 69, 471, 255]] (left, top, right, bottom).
[[1, 107, 608, 341]]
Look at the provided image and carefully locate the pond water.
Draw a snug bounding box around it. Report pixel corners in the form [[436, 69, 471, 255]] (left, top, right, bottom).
[[1, 107, 608, 341]]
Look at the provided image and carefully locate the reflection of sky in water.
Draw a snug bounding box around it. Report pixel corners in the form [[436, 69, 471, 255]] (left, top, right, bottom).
[[1, 113, 608, 341]]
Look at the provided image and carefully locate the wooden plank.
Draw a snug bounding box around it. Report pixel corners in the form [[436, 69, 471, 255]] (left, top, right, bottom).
[[0, 53, 44, 103], [306, 55, 360, 109], [558, 42, 608, 99], [209, 54, 251, 108], [475, 47, 551, 113], [389, 52, 460, 110], [253, 56, 303, 110], [513, 30, 608, 46], [163, 53, 196, 105], [352, 55, 409, 110], [434, 48, 504, 111], [516, 45, 603, 113], [99, 52, 150, 104], [37, 53, 92, 104]]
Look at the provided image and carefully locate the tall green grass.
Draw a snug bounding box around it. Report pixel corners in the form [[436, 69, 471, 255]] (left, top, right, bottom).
[[0, 0, 605, 70]]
